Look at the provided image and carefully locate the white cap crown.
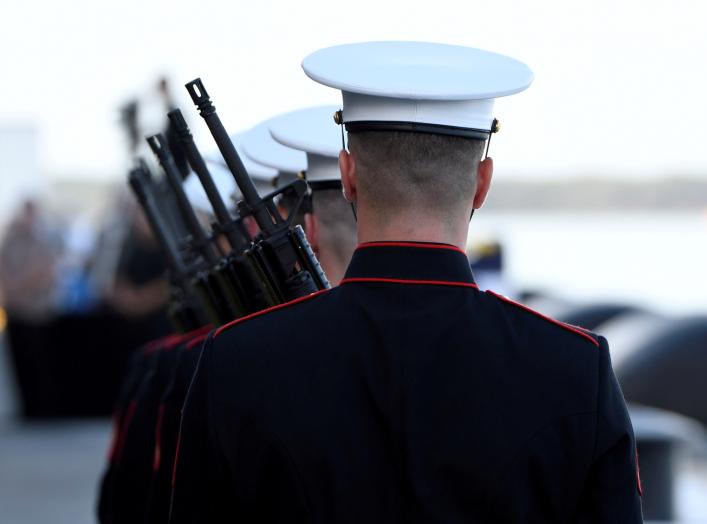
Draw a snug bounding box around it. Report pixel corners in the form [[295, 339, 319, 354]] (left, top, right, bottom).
[[302, 41, 533, 138]]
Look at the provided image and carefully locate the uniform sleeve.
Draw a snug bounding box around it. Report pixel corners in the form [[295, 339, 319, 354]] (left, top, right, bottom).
[[575, 336, 643, 523], [168, 336, 231, 524]]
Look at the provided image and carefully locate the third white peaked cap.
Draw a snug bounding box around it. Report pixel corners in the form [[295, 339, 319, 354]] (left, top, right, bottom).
[[268, 105, 341, 184], [302, 41, 533, 137]]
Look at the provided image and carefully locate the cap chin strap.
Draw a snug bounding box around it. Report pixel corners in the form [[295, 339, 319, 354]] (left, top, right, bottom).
[[308, 180, 342, 191]]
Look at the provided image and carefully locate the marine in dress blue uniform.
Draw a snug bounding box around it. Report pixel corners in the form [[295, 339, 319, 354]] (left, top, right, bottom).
[[170, 42, 643, 523]]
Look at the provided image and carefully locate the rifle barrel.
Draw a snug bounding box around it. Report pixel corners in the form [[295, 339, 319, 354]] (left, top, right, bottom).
[[147, 133, 218, 265], [167, 108, 249, 251], [184, 78, 276, 236], [128, 163, 188, 279]]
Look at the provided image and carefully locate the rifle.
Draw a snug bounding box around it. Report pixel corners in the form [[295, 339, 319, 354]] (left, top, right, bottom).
[[167, 108, 274, 314], [127, 161, 204, 332], [146, 134, 238, 325], [184, 78, 330, 302]]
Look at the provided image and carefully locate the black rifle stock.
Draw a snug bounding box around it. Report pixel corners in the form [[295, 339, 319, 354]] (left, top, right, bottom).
[[184, 78, 330, 301], [128, 162, 203, 332]]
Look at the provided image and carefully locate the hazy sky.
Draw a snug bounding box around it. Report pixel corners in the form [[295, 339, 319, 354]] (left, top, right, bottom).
[[1, 0, 706, 181]]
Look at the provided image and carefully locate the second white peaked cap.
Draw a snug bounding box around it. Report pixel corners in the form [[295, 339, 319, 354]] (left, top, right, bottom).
[[241, 120, 307, 188], [268, 105, 342, 186], [302, 41, 533, 138]]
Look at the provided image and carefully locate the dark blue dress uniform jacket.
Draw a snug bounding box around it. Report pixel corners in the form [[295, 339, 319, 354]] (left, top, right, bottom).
[[170, 242, 643, 523]]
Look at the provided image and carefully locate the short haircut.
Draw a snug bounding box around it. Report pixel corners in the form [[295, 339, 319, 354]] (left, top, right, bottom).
[[347, 131, 486, 221], [311, 188, 357, 266]]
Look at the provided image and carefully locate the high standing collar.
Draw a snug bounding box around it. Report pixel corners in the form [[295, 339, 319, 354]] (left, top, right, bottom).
[[342, 241, 476, 287]]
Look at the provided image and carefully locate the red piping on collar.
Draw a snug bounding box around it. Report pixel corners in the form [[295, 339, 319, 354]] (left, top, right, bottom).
[[356, 241, 466, 256], [486, 290, 600, 348], [214, 289, 330, 338], [340, 277, 478, 289]]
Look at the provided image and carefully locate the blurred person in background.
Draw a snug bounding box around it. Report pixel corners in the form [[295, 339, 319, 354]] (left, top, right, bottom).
[[0, 198, 63, 417], [106, 207, 171, 341]]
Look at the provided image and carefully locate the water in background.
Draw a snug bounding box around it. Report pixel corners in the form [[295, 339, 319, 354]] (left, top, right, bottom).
[[470, 211, 707, 315]]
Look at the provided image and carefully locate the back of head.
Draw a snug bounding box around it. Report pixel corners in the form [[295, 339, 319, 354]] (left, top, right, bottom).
[[348, 131, 486, 224], [302, 42, 533, 243]]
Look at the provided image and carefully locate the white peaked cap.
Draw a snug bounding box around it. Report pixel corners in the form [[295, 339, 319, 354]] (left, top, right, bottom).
[[241, 120, 307, 187], [302, 41, 533, 138], [268, 105, 342, 185]]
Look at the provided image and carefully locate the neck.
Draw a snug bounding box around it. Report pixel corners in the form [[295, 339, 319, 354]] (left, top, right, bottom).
[[355, 207, 470, 249], [318, 249, 348, 287]]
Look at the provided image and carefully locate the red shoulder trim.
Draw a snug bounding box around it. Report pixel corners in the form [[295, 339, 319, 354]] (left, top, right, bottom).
[[357, 241, 466, 255], [485, 290, 599, 348], [340, 277, 478, 290], [143, 334, 177, 354], [142, 324, 211, 353], [185, 333, 209, 351], [214, 289, 330, 338]]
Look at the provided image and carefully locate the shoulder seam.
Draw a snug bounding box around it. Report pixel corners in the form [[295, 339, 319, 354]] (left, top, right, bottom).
[[485, 290, 600, 348], [214, 289, 331, 338]]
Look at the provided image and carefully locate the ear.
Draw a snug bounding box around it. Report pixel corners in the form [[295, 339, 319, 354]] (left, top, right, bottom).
[[473, 157, 494, 209], [339, 149, 357, 203], [304, 212, 320, 255]]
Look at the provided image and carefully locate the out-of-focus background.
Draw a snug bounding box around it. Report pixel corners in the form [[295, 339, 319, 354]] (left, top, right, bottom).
[[1, 0, 706, 522]]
